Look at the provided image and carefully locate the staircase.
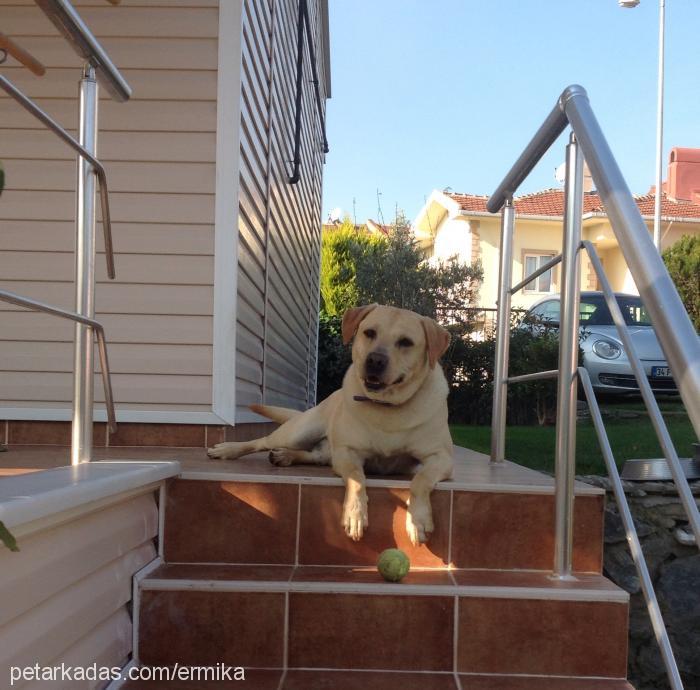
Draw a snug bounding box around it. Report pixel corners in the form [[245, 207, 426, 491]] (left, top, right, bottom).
[[123, 449, 634, 689]]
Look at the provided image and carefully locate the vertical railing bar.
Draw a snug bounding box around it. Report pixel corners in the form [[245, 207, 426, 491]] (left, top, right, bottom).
[[71, 64, 99, 465], [582, 240, 700, 546], [578, 367, 684, 690], [552, 131, 584, 579], [490, 198, 515, 463]]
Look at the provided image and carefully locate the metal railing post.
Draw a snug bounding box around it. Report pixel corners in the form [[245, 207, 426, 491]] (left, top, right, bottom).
[[553, 132, 584, 578], [490, 198, 515, 463], [71, 64, 99, 465]]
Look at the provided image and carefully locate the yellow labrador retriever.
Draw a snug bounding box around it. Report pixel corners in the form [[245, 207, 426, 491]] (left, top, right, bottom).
[[207, 304, 454, 546]]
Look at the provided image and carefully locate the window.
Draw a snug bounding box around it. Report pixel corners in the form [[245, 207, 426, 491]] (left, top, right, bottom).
[[528, 300, 560, 324], [523, 253, 556, 293]]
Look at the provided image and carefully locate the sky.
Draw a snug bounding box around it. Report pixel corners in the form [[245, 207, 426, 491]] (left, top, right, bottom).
[[321, 0, 700, 226]]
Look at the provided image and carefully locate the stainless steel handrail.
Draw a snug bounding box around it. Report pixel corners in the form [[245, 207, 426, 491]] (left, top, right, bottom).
[[509, 253, 563, 296], [582, 240, 700, 545], [488, 84, 700, 439], [0, 289, 117, 433], [579, 367, 683, 690], [0, 73, 117, 280], [487, 83, 699, 690], [34, 0, 132, 102]]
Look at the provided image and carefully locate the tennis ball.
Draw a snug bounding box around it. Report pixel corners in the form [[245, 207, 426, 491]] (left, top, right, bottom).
[[377, 548, 410, 582]]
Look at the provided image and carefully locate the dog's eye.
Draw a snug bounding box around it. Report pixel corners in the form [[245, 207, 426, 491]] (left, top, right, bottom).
[[397, 337, 414, 348], [364, 329, 376, 339]]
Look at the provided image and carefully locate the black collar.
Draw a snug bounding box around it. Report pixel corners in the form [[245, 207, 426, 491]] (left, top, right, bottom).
[[353, 395, 395, 407]]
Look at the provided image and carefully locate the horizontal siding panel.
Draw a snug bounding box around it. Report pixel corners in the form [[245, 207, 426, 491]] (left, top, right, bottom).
[[236, 352, 263, 387], [1, 312, 212, 344], [0, 341, 212, 376], [0, 190, 215, 224], [0, 97, 217, 132], [0, 493, 157, 627], [236, 325, 264, 363], [0, 129, 217, 163], [236, 296, 264, 339], [0, 221, 214, 255], [0, 252, 214, 285], [1, 371, 212, 405], [2, 159, 216, 194], [0, 281, 213, 316], [0, 66, 217, 101], [6, 36, 218, 70], [2, 6, 218, 38], [23, 609, 132, 690], [0, 542, 154, 673]]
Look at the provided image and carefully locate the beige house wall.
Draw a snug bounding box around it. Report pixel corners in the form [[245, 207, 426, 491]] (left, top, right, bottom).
[[0, 0, 328, 425]]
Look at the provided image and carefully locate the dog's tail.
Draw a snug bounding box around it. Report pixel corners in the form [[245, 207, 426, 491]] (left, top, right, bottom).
[[249, 403, 302, 424]]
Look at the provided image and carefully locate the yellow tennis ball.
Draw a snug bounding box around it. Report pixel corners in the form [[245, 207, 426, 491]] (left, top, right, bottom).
[[377, 548, 410, 582]]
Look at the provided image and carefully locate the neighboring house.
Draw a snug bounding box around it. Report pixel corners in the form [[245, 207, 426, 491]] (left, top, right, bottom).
[[414, 147, 700, 316], [0, 0, 330, 439]]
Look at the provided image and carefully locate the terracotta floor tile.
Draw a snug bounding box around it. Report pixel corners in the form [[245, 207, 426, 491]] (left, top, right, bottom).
[[8, 420, 106, 446], [288, 592, 454, 671], [457, 597, 628, 677], [121, 669, 282, 689], [292, 565, 454, 586], [451, 492, 603, 571], [148, 563, 294, 582], [450, 569, 623, 595], [109, 422, 205, 447], [458, 677, 634, 689], [164, 479, 298, 563], [298, 485, 451, 567], [138, 590, 285, 667], [283, 670, 458, 689]]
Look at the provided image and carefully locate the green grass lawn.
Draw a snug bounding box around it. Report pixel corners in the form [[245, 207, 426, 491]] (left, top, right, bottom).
[[450, 401, 697, 476]]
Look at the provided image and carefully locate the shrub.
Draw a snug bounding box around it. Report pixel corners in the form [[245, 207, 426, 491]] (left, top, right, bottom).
[[663, 234, 700, 330]]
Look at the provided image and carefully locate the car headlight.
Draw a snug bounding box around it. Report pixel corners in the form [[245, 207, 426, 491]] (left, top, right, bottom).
[[592, 338, 623, 360]]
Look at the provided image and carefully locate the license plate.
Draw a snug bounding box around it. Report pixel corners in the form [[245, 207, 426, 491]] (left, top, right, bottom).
[[651, 366, 671, 378]]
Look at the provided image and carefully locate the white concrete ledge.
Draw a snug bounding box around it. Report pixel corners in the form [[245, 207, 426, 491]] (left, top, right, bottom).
[[0, 461, 181, 531]]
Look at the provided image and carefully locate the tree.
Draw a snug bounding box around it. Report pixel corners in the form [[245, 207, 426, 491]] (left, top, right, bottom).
[[662, 234, 700, 330], [352, 212, 483, 325], [319, 218, 384, 316]]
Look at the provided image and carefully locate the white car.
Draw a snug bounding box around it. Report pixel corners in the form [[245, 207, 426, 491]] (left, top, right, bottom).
[[522, 292, 678, 395]]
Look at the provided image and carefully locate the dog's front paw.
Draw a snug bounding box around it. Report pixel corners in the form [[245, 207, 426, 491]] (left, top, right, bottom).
[[207, 442, 238, 460], [269, 448, 293, 467], [406, 499, 434, 546], [342, 497, 368, 541]]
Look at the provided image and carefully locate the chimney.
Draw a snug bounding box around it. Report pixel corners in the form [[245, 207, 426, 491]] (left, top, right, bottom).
[[667, 147, 700, 202]]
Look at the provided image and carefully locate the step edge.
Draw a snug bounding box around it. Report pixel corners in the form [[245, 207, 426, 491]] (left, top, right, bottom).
[[179, 470, 604, 496], [138, 577, 629, 603]]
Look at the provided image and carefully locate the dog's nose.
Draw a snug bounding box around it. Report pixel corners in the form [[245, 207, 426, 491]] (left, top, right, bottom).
[[365, 351, 388, 375]]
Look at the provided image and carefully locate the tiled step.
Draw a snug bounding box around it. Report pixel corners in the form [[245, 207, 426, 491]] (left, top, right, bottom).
[[121, 671, 635, 689], [136, 564, 629, 679], [163, 478, 604, 571]]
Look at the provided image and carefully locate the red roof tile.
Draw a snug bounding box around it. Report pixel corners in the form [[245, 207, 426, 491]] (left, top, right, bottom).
[[445, 189, 700, 219]]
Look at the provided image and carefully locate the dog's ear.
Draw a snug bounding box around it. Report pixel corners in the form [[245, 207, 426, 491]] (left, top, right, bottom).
[[421, 317, 450, 368], [342, 304, 378, 345]]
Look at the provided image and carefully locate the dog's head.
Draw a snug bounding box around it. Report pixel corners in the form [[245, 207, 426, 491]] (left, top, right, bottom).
[[342, 304, 450, 402]]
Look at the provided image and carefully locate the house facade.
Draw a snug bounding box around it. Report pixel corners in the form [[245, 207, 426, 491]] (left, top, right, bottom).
[[0, 0, 330, 440], [414, 148, 700, 317]]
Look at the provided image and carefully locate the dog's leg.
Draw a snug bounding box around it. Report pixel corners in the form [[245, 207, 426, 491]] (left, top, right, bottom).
[[207, 407, 325, 461], [405, 451, 453, 546], [269, 439, 331, 467], [332, 448, 369, 541]]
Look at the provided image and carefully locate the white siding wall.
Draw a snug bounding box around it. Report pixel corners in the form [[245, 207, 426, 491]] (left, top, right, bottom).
[[236, 0, 327, 418], [0, 492, 158, 688], [0, 0, 219, 419]]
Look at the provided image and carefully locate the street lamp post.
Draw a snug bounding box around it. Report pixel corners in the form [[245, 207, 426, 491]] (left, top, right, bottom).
[[619, 0, 665, 251]]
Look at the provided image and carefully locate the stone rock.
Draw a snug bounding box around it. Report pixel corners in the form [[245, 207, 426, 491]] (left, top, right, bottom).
[[604, 545, 640, 594], [674, 526, 696, 547], [657, 555, 700, 679], [604, 504, 653, 544]]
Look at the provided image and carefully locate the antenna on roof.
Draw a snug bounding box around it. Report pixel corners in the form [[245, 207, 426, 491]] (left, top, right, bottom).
[[376, 188, 385, 226]]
